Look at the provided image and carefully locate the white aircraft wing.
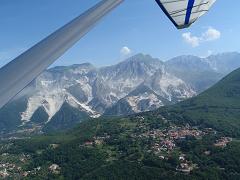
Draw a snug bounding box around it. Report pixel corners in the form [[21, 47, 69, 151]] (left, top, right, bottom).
[[155, 0, 216, 29], [0, 0, 123, 109]]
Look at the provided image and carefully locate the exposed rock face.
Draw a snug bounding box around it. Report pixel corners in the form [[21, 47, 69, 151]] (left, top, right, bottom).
[[2, 52, 240, 133]]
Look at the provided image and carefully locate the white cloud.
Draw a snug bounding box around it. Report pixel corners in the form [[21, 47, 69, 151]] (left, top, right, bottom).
[[120, 46, 132, 56], [182, 27, 221, 47], [202, 27, 221, 41], [182, 32, 200, 47]]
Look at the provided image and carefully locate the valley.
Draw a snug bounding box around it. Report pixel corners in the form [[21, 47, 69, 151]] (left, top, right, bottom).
[[1, 52, 240, 179], [0, 114, 238, 179]]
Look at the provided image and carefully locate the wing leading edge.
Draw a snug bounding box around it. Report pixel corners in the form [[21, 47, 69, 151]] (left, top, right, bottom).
[[0, 0, 123, 109]]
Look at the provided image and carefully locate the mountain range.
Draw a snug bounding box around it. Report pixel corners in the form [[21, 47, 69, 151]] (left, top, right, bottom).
[[3, 64, 240, 179], [1, 52, 240, 133]]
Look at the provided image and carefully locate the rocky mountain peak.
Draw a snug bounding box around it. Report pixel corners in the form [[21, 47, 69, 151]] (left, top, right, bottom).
[[4, 52, 240, 133]]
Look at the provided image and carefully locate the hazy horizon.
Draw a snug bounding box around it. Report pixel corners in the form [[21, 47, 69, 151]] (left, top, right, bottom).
[[43, 51, 239, 70]]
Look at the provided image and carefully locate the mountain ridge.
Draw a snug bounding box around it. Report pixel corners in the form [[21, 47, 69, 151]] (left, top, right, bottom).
[[1, 52, 240, 134], [156, 67, 240, 137]]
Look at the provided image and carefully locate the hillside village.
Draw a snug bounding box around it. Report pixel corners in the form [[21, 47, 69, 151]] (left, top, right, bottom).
[[0, 114, 234, 178]]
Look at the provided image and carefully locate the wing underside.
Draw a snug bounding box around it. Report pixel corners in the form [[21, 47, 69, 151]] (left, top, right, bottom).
[[155, 0, 216, 29]]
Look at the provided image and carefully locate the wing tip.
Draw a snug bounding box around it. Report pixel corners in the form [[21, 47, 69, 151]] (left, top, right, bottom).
[[176, 24, 192, 30]]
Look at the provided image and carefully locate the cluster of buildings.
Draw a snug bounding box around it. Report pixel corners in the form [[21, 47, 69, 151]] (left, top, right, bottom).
[[22, 166, 41, 177], [167, 126, 205, 140], [82, 133, 110, 147], [153, 140, 175, 153], [22, 163, 61, 177], [49, 164, 60, 175], [134, 123, 213, 173], [139, 125, 206, 153], [1, 125, 43, 141], [0, 152, 40, 178], [0, 162, 22, 178], [0, 169, 9, 178], [176, 154, 197, 174], [176, 162, 195, 174], [21, 163, 61, 177], [214, 137, 232, 147]]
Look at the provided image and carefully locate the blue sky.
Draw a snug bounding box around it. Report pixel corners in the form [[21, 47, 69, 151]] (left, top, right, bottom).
[[0, 0, 239, 68]]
